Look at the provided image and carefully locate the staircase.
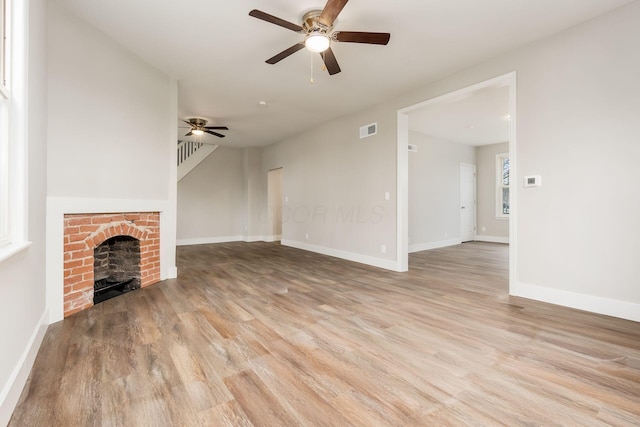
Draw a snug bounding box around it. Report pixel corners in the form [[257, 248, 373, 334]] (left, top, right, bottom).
[[177, 140, 219, 181]]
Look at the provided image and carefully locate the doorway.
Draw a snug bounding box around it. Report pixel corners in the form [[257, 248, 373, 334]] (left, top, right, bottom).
[[460, 163, 476, 242], [267, 168, 283, 241], [397, 72, 516, 294]]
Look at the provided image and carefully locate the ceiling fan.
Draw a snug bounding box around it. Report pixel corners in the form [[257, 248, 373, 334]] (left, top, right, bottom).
[[181, 118, 229, 138], [249, 0, 390, 75]]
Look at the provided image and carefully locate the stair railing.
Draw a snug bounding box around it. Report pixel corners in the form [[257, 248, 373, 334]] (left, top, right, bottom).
[[177, 140, 205, 167]]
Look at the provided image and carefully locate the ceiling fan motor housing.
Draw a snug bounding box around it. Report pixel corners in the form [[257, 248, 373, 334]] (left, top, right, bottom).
[[302, 10, 332, 33], [188, 118, 208, 127]]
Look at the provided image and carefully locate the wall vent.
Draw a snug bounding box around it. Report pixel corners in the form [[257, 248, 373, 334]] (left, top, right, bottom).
[[359, 122, 377, 139], [408, 144, 418, 152]]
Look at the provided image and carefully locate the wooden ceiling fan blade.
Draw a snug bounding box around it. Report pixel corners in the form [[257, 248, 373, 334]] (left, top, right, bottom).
[[334, 31, 390, 45], [319, 0, 349, 27], [266, 43, 305, 64], [205, 130, 226, 138], [185, 131, 193, 136], [321, 48, 341, 75], [204, 126, 229, 130], [249, 9, 303, 32]]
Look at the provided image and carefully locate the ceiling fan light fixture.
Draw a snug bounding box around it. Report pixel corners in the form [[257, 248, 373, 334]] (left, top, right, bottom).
[[192, 129, 204, 136], [305, 32, 330, 53]]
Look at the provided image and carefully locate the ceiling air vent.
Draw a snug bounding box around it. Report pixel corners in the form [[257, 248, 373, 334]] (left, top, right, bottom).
[[359, 122, 377, 139]]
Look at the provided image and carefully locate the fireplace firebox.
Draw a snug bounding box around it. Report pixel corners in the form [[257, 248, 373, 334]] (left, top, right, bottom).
[[63, 212, 161, 317], [93, 236, 141, 304]]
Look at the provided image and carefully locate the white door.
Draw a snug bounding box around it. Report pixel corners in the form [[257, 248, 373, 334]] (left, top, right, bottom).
[[267, 168, 283, 241], [460, 163, 476, 242]]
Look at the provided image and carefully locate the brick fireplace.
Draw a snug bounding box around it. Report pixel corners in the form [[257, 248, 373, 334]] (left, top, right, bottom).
[[63, 212, 161, 317]]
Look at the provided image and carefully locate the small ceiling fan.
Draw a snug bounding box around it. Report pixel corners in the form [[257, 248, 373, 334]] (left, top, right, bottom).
[[249, 0, 390, 75], [181, 118, 228, 138]]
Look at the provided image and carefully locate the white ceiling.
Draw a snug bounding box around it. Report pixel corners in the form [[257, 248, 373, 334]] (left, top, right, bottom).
[[55, 0, 634, 148], [408, 84, 510, 146]]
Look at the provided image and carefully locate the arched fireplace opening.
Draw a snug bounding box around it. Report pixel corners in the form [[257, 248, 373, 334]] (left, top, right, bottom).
[[93, 235, 141, 304]]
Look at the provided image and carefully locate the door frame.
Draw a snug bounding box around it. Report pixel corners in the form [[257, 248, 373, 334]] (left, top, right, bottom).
[[267, 167, 283, 242], [396, 72, 516, 296]]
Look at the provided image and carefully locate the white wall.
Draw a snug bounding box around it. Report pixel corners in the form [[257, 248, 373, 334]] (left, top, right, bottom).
[[476, 142, 509, 241], [45, 2, 178, 323], [0, 0, 49, 423], [408, 132, 475, 252], [177, 147, 245, 244], [162, 1, 640, 320], [393, 1, 640, 319], [257, 1, 640, 319], [261, 107, 397, 270], [47, 2, 173, 200]]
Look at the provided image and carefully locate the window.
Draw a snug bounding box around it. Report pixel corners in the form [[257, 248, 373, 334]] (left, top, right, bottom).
[[496, 153, 509, 218]]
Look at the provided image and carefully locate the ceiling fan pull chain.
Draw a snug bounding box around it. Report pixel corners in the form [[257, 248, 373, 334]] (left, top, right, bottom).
[[310, 52, 315, 84]]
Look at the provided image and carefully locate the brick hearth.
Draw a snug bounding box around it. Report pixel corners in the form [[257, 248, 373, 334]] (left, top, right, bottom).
[[63, 212, 160, 317]]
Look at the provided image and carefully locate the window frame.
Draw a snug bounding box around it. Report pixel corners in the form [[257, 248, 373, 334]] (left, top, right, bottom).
[[0, 0, 10, 247], [0, 0, 30, 261], [496, 152, 510, 219]]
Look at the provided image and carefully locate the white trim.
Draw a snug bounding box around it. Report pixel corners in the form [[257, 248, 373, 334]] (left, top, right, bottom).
[[396, 112, 409, 272], [0, 0, 28, 254], [282, 239, 401, 272], [397, 71, 517, 289], [177, 236, 244, 246], [0, 309, 48, 426], [409, 238, 462, 253], [474, 235, 509, 244], [507, 73, 517, 297], [262, 235, 282, 243], [47, 197, 170, 213], [242, 236, 267, 243], [0, 240, 30, 262], [513, 281, 640, 323], [46, 197, 177, 323]]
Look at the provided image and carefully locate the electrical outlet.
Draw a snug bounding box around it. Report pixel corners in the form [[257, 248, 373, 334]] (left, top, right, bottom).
[[481, 226, 486, 232], [305, 233, 309, 240], [381, 244, 386, 254]]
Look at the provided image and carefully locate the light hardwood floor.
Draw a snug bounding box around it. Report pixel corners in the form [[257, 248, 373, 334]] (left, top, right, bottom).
[[10, 242, 640, 426]]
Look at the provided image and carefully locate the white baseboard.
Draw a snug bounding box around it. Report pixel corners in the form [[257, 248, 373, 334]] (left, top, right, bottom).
[[243, 236, 269, 243], [166, 266, 178, 279], [0, 310, 48, 426], [176, 236, 244, 246], [513, 282, 640, 323], [282, 240, 400, 271], [475, 235, 509, 244], [409, 238, 462, 253], [177, 236, 284, 246]]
